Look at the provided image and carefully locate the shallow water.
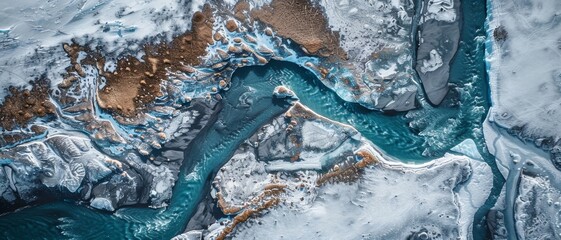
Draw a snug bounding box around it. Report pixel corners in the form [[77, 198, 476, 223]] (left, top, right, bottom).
[[0, 1, 497, 237]]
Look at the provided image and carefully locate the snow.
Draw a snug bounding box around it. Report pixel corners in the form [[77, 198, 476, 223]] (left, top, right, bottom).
[[486, 0, 561, 140], [204, 98, 493, 239], [515, 174, 561, 239], [172, 230, 203, 240], [425, 0, 457, 22], [484, 2, 561, 232], [229, 155, 491, 240], [456, 155, 493, 239], [320, 0, 413, 62], [318, 0, 418, 111], [90, 197, 115, 212], [484, 112, 561, 239], [301, 121, 346, 150], [419, 49, 444, 73], [0, 0, 202, 98], [375, 63, 398, 79]]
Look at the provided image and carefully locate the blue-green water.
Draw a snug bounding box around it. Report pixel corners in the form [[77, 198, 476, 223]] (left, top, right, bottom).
[[0, 64, 291, 239], [0, 1, 498, 238]]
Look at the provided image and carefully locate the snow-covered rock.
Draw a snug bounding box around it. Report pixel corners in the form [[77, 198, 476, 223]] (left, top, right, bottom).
[[319, 0, 418, 111], [0, 0, 203, 94], [0, 134, 113, 208], [484, 1, 561, 237]]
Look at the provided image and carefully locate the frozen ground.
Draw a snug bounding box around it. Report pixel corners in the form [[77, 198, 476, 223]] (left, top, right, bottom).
[[319, 0, 418, 111], [484, 117, 561, 239], [485, 1, 561, 237], [0, 1, 493, 237], [0, 0, 206, 100], [486, 0, 561, 166], [192, 97, 492, 240]]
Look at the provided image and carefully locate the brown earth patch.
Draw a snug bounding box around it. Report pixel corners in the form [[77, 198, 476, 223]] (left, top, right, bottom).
[[251, 0, 347, 59], [0, 78, 55, 131], [225, 19, 238, 32], [233, 0, 250, 21], [316, 150, 379, 186], [216, 184, 285, 240], [94, 5, 215, 117], [0, 125, 47, 147]]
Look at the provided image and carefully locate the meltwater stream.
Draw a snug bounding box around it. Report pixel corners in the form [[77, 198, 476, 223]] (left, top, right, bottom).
[[0, 0, 497, 238]]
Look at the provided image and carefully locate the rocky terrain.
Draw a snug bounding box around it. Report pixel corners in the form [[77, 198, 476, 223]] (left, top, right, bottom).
[[0, 98, 217, 212]]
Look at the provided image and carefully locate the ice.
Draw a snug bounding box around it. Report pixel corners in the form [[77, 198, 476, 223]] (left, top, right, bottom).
[[320, 0, 414, 62], [484, 113, 561, 238], [0, 134, 114, 205], [415, 0, 460, 105], [171, 230, 203, 240], [485, 1, 561, 232], [515, 174, 561, 239], [90, 197, 115, 212], [451, 138, 484, 161], [457, 154, 493, 238], [319, 0, 419, 111], [301, 121, 347, 150], [486, 0, 561, 154], [419, 49, 444, 73], [425, 0, 457, 22]]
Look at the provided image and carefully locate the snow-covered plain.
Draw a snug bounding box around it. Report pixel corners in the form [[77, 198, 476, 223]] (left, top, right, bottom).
[[0, 0, 503, 238], [486, 0, 561, 165], [484, 117, 561, 239], [0, 0, 205, 100]]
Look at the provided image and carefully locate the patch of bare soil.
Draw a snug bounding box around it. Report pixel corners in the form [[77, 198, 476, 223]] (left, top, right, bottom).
[[0, 78, 55, 131], [95, 5, 215, 117], [251, 0, 347, 59]]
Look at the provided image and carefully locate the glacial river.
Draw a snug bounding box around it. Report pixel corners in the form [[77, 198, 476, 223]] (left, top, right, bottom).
[[0, 0, 501, 239]]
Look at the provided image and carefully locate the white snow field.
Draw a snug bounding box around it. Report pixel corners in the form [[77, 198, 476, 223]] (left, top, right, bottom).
[[486, 0, 561, 146]]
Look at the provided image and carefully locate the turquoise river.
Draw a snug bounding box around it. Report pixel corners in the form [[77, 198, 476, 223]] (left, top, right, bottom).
[[0, 0, 503, 239]]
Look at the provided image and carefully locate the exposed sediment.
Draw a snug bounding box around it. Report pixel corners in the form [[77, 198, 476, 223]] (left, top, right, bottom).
[[0, 97, 218, 212], [0, 78, 55, 131], [97, 5, 215, 117], [250, 0, 346, 59], [0, 0, 470, 219]]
